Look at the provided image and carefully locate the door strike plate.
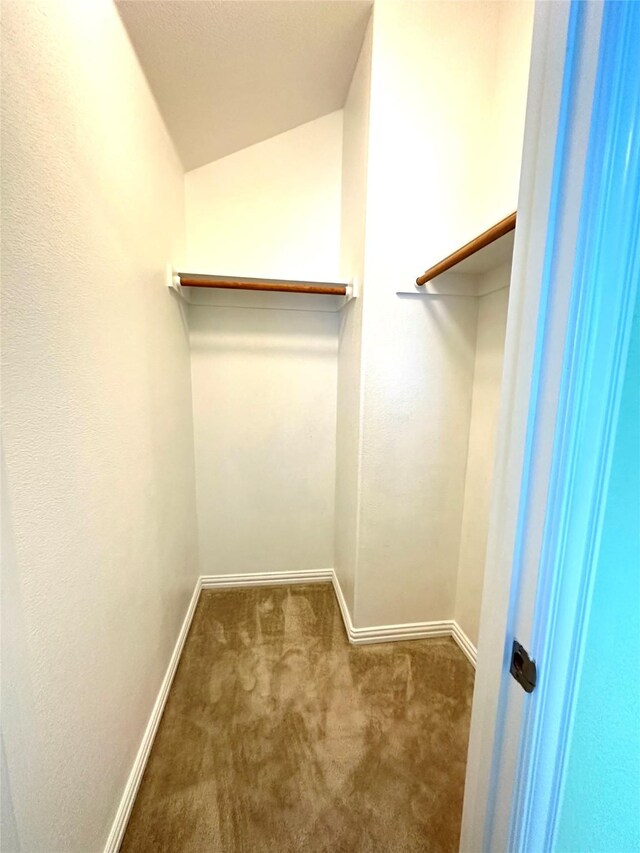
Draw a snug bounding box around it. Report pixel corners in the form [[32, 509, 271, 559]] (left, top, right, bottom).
[[510, 639, 537, 693]]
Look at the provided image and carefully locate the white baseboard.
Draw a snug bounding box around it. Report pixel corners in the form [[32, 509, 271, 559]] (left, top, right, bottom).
[[349, 619, 454, 644], [331, 571, 452, 643], [330, 568, 354, 640], [331, 572, 477, 664], [106, 567, 476, 851], [200, 568, 333, 589], [103, 577, 202, 853], [451, 620, 478, 668]]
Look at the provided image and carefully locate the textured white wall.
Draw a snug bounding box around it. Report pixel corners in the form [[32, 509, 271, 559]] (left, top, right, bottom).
[[486, 0, 535, 227], [456, 268, 511, 645], [351, 0, 532, 628], [188, 305, 338, 576], [185, 111, 343, 281], [1, 2, 197, 851], [185, 115, 342, 578], [334, 20, 373, 618]]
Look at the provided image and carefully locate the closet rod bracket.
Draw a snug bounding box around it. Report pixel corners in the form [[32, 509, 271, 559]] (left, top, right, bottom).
[[166, 265, 190, 302]]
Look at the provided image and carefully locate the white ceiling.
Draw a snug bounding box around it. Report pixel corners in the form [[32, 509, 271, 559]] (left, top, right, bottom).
[[116, 0, 372, 172]]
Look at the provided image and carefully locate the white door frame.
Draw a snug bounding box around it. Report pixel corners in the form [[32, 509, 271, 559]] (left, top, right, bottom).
[[506, 1, 640, 848], [458, 1, 638, 848]]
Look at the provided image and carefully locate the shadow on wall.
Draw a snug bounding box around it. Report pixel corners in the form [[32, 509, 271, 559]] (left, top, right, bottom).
[[1, 445, 36, 852], [188, 305, 340, 358]]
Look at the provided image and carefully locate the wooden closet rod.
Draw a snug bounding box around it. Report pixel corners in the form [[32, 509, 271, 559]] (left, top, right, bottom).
[[178, 275, 347, 296], [416, 212, 517, 286]]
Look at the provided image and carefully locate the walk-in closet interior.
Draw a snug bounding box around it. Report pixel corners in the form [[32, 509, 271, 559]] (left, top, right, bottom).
[[2, 1, 534, 850], [159, 0, 531, 649]]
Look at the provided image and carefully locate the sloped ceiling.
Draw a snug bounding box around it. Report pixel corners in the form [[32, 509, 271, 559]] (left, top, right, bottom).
[[116, 0, 372, 171]]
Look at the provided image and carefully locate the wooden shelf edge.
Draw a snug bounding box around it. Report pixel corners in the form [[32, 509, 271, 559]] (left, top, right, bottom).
[[177, 273, 348, 297], [416, 212, 517, 286]]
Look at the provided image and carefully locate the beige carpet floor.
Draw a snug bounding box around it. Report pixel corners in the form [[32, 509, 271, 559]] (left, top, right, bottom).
[[121, 583, 475, 853]]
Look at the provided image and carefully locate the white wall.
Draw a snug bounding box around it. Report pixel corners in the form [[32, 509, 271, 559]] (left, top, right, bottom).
[[185, 111, 343, 281], [1, 2, 197, 850], [334, 19, 373, 617], [455, 266, 511, 645], [486, 0, 536, 226], [189, 305, 338, 576], [351, 0, 532, 628], [184, 114, 343, 578]]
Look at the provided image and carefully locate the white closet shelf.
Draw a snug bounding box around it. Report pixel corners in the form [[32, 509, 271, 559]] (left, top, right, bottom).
[[396, 212, 516, 297], [168, 269, 356, 310]]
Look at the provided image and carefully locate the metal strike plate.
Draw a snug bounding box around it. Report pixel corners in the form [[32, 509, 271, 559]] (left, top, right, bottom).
[[510, 639, 537, 693]]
